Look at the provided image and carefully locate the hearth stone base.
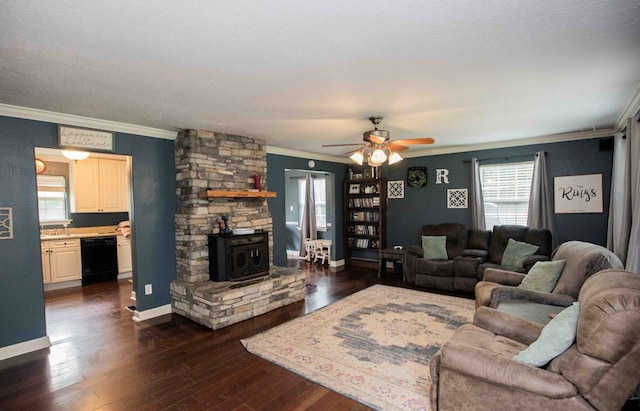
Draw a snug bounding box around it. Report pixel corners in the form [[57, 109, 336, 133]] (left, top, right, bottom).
[[170, 267, 306, 330]]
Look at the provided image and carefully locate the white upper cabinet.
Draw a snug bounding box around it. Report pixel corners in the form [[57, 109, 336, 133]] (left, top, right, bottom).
[[74, 158, 128, 213]]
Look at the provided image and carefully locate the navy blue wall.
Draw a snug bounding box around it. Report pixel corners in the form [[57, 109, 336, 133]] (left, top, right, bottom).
[[0, 116, 176, 348], [381, 138, 613, 248], [266, 154, 348, 266]]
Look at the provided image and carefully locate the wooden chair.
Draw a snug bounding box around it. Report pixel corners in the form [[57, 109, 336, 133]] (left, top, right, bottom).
[[313, 240, 331, 265]]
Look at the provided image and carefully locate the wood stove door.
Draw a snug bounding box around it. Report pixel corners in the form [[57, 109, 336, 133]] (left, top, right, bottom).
[[229, 243, 268, 279]]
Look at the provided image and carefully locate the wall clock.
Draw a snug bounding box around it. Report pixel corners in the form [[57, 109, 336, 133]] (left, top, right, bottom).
[[407, 166, 427, 188], [35, 158, 47, 174]]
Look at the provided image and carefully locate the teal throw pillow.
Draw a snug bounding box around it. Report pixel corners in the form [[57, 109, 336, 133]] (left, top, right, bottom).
[[421, 235, 448, 260], [513, 302, 580, 367], [501, 238, 539, 267], [518, 260, 566, 293]]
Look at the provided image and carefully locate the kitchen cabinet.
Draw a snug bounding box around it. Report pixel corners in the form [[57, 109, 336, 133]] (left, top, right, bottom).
[[41, 239, 82, 283], [117, 235, 132, 273], [74, 158, 128, 212]]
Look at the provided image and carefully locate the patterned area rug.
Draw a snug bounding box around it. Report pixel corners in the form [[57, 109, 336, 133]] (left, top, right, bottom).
[[241, 284, 474, 411]]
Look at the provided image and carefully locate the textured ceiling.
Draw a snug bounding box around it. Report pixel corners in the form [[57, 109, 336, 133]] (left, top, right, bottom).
[[1, 0, 639, 158]]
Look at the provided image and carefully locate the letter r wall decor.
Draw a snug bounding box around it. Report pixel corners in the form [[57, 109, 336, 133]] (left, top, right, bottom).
[[554, 174, 603, 214]]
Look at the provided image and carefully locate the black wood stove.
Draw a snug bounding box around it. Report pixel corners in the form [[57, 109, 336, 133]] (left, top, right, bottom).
[[208, 231, 269, 281]]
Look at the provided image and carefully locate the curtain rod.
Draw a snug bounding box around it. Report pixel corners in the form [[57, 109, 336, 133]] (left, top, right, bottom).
[[463, 151, 546, 164]]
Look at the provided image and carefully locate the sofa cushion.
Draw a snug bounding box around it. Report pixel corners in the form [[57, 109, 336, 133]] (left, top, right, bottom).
[[501, 238, 539, 268], [416, 258, 454, 276], [422, 235, 448, 260], [513, 302, 579, 367], [518, 260, 566, 293]]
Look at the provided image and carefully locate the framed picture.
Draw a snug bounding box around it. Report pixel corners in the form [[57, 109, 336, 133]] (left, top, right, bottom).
[[554, 174, 603, 213], [349, 184, 361, 194], [363, 168, 372, 179], [58, 125, 115, 152]]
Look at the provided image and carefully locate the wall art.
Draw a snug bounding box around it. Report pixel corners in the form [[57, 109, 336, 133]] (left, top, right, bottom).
[[388, 180, 404, 199], [447, 189, 468, 208], [554, 174, 603, 213], [0, 207, 13, 239], [59, 125, 114, 152]]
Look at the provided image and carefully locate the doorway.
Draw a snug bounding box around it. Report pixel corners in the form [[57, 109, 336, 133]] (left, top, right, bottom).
[[34, 147, 135, 300], [284, 169, 335, 262]]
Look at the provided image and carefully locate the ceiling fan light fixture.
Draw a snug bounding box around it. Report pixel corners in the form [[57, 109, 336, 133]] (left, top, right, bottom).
[[61, 150, 90, 161], [388, 151, 403, 165], [369, 148, 387, 166], [349, 151, 364, 165]]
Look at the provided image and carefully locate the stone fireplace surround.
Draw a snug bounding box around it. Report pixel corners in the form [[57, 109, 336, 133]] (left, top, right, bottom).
[[170, 129, 305, 329]]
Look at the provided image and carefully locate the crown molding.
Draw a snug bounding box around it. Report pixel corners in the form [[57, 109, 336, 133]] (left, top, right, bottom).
[[615, 82, 640, 131], [0, 104, 178, 140], [267, 146, 349, 163], [403, 128, 616, 158]]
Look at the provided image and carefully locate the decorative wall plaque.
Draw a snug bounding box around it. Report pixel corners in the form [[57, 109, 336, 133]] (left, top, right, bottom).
[[0, 207, 14, 239], [59, 125, 114, 152], [447, 189, 468, 209], [554, 174, 603, 213], [388, 180, 404, 199]]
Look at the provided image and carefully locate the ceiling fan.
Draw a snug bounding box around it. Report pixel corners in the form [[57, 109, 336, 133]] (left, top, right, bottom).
[[323, 116, 435, 166]]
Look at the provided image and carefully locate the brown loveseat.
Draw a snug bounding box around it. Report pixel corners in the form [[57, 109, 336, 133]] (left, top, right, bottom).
[[476, 224, 553, 278], [404, 223, 491, 293], [430, 269, 640, 411], [475, 240, 623, 309]]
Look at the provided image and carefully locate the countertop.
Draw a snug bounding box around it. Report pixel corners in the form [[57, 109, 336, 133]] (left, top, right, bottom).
[[40, 232, 121, 240]]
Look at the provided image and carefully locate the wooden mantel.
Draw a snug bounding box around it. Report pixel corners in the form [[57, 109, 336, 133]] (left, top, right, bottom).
[[198, 189, 277, 199]]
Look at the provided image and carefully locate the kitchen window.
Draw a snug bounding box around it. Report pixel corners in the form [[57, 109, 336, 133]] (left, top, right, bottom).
[[37, 175, 69, 222], [479, 161, 534, 227]]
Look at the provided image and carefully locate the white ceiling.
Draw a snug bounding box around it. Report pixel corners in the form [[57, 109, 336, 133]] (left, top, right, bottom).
[[1, 1, 639, 158]]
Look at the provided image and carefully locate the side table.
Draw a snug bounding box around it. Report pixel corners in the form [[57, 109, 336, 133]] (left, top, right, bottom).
[[378, 247, 406, 281]]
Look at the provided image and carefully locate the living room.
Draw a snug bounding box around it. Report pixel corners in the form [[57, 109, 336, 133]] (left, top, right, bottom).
[[1, 2, 639, 409]]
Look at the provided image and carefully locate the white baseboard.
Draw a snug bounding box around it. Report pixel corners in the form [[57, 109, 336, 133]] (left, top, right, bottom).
[[44, 280, 82, 292], [117, 271, 133, 279], [132, 304, 172, 322], [0, 336, 51, 361], [330, 259, 345, 268]]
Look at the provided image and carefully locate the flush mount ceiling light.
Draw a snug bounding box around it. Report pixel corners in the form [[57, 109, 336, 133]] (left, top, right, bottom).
[[61, 150, 90, 161], [322, 116, 434, 167]]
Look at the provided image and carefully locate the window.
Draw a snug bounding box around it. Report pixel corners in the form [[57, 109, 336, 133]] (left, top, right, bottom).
[[479, 161, 534, 227], [37, 175, 69, 222], [298, 176, 328, 230]]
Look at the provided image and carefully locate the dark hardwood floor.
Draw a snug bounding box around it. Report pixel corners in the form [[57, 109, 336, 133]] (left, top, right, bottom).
[[1, 261, 637, 410], [0, 261, 403, 411]]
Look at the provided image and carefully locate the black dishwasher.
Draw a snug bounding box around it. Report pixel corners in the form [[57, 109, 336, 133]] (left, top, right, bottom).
[[81, 236, 118, 286]]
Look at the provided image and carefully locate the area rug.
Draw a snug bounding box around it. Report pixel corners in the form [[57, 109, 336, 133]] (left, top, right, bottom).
[[241, 284, 475, 411]]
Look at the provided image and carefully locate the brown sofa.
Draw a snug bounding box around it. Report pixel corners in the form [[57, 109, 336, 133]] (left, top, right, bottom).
[[405, 224, 551, 294], [475, 240, 624, 309], [430, 269, 640, 411], [405, 223, 491, 293]]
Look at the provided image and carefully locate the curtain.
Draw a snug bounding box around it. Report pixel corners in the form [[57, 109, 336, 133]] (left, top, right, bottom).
[[528, 151, 557, 250], [607, 132, 632, 263], [299, 174, 317, 257], [625, 115, 640, 272], [470, 157, 486, 229]]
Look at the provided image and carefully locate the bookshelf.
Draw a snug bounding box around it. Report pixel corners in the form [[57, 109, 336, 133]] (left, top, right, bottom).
[[344, 177, 387, 264]]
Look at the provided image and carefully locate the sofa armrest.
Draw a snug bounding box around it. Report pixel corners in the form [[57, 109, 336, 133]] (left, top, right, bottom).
[[490, 287, 576, 308], [439, 340, 577, 399], [522, 254, 551, 271], [460, 248, 488, 259], [482, 268, 526, 285], [473, 307, 543, 345], [406, 244, 423, 257]]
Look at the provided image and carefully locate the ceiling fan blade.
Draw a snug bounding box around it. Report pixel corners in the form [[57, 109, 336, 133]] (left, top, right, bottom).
[[387, 143, 410, 152], [367, 135, 388, 144], [391, 138, 435, 145], [321, 143, 364, 147]]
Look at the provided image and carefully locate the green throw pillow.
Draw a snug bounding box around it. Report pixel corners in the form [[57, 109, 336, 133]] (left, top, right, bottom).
[[518, 260, 566, 293], [501, 238, 539, 267], [421, 235, 448, 260], [513, 302, 580, 367]]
